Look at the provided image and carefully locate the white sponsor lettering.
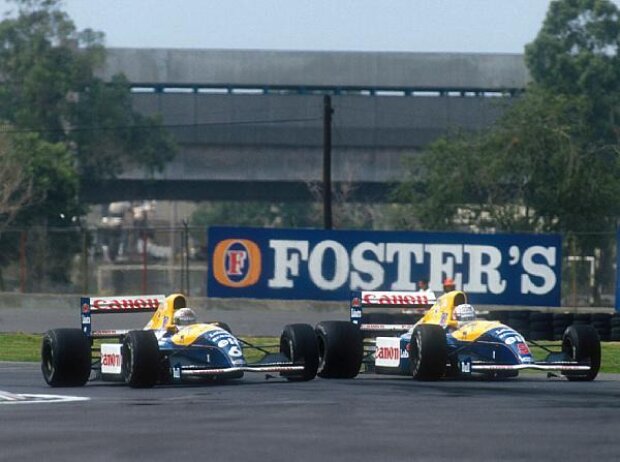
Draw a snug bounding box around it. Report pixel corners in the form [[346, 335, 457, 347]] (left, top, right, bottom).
[[520, 246, 557, 295], [386, 243, 423, 290], [350, 242, 385, 290], [425, 244, 463, 291], [264, 239, 557, 297], [462, 245, 506, 294], [308, 240, 349, 290], [268, 240, 309, 288]]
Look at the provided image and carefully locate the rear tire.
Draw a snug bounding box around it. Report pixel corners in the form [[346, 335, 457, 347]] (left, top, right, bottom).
[[280, 324, 319, 382], [562, 325, 601, 381], [122, 330, 160, 388], [41, 328, 91, 387], [315, 321, 363, 379], [410, 324, 447, 381]]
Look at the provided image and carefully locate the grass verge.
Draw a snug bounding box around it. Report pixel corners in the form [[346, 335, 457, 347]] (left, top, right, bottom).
[[0, 333, 280, 364]]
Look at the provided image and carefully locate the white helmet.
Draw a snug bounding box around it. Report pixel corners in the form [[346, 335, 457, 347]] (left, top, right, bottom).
[[173, 307, 197, 326], [454, 304, 476, 325]]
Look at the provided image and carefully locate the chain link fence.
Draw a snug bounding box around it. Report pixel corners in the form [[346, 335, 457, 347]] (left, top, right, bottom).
[[0, 226, 616, 307], [0, 225, 207, 297]]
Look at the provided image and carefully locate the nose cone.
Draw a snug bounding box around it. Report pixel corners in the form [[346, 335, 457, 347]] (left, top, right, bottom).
[[485, 326, 533, 364]]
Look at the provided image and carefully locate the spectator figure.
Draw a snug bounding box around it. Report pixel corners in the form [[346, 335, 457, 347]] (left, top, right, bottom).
[[418, 278, 432, 294], [443, 277, 456, 293]]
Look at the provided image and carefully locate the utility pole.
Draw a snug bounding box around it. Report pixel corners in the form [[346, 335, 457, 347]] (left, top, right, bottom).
[[323, 94, 333, 230]]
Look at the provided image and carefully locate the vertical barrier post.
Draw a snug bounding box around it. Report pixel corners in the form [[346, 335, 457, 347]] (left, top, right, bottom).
[[615, 230, 620, 312], [323, 94, 333, 230], [183, 220, 190, 296], [19, 230, 27, 293], [142, 230, 148, 294], [82, 227, 89, 293]]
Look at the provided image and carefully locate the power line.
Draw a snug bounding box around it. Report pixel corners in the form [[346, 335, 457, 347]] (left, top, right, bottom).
[[0, 116, 322, 135]]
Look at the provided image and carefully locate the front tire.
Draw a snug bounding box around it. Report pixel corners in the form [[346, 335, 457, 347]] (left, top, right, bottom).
[[315, 321, 363, 379], [410, 324, 447, 381], [280, 324, 319, 382], [122, 330, 160, 388], [41, 328, 91, 387], [562, 325, 601, 381]]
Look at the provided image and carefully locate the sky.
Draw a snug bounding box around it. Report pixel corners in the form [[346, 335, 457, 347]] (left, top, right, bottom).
[[0, 0, 619, 54]]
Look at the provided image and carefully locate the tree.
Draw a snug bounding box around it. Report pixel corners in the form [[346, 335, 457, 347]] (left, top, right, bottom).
[[0, 0, 176, 290], [0, 132, 36, 233], [191, 201, 322, 231], [0, 128, 80, 288], [396, 88, 620, 238], [0, 0, 176, 179], [525, 0, 620, 144], [394, 0, 620, 303]]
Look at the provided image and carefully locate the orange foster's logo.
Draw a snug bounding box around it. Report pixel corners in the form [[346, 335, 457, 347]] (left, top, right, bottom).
[[212, 239, 262, 288]]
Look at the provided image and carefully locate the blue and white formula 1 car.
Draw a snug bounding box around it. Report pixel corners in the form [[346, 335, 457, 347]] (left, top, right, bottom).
[[41, 294, 323, 388], [320, 290, 601, 381]]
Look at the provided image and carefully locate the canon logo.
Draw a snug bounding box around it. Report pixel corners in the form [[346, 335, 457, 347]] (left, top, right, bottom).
[[375, 347, 400, 360], [362, 293, 429, 306], [92, 297, 160, 311], [101, 353, 121, 367]]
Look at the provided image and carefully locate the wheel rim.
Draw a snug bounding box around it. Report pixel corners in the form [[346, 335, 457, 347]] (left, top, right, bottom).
[[411, 331, 422, 375], [122, 341, 133, 382], [280, 336, 294, 362], [317, 336, 327, 373], [41, 339, 55, 380], [562, 336, 576, 361]]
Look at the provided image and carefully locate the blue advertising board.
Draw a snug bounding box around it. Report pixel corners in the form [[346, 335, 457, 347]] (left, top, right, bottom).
[[207, 226, 562, 306]]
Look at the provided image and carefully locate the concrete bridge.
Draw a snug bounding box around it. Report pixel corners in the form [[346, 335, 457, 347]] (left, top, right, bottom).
[[83, 48, 530, 203]]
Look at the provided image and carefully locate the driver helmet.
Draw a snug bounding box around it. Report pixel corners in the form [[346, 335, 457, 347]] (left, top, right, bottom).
[[443, 277, 456, 292], [173, 307, 197, 326], [454, 303, 476, 326]]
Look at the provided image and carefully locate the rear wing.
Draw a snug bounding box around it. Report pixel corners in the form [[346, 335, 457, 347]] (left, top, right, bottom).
[[350, 290, 436, 333], [80, 295, 166, 337]]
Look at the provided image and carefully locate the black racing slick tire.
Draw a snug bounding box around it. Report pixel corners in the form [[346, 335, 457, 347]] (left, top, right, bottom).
[[315, 321, 363, 379], [562, 325, 601, 381], [122, 330, 160, 388], [410, 324, 447, 381], [280, 324, 319, 382], [41, 328, 91, 387]]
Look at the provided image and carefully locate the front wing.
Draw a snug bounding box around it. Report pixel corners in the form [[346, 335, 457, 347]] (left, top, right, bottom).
[[169, 353, 305, 381]]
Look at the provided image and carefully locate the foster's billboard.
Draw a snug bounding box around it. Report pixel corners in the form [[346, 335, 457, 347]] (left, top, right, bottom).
[[207, 227, 562, 306]]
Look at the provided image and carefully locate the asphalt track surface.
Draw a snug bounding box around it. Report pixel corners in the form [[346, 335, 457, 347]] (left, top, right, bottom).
[[1, 362, 620, 462]]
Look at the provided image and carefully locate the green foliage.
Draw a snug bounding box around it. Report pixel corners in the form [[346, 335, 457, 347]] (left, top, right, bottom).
[[395, 0, 620, 253], [525, 0, 620, 144], [0, 0, 175, 181], [69, 74, 176, 178], [191, 202, 322, 232], [10, 131, 81, 225], [0, 0, 175, 288], [525, 0, 620, 98], [190, 199, 392, 232]]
